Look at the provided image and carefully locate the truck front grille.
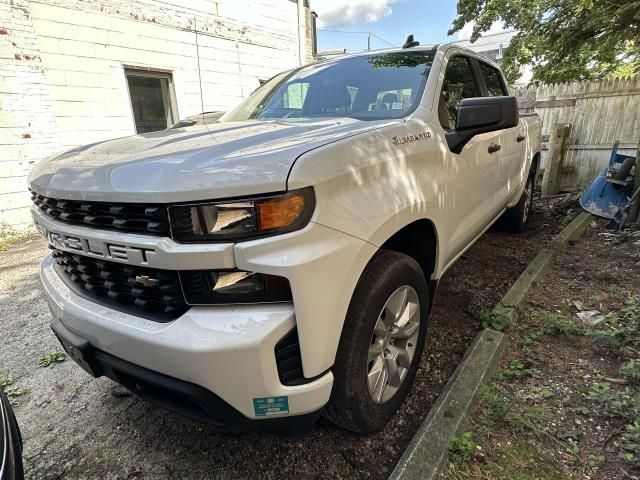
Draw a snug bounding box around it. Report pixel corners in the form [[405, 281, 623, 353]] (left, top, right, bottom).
[[51, 248, 187, 320], [31, 192, 169, 236]]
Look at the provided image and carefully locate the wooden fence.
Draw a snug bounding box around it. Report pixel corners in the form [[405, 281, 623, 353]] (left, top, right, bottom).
[[513, 77, 640, 191]]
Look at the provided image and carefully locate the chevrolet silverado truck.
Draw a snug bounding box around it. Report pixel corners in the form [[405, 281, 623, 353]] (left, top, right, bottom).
[[29, 42, 541, 433]]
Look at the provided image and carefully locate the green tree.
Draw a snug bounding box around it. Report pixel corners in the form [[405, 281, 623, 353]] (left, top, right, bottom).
[[449, 0, 640, 84]]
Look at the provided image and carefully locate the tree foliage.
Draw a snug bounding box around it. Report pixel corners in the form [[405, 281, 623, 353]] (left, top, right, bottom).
[[449, 0, 640, 84]]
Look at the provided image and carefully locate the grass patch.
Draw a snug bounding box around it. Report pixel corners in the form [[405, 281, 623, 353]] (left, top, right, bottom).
[[0, 228, 31, 254], [449, 432, 477, 463], [442, 438, 570, 480]]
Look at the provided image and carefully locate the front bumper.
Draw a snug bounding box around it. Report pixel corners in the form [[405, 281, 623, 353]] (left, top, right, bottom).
[[40, 254, 333, 421], [50, 319, 321, 428]]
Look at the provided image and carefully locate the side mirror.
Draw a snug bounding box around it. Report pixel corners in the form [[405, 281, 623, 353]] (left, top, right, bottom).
[[446, 96, 519, 154]]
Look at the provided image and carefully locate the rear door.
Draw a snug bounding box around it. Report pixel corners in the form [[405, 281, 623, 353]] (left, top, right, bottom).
[[437, 54, 503, 261], [476, 61, 523, 204]]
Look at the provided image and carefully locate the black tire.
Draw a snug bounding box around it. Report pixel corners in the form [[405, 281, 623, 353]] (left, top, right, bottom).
[[325, 250, 429, 433], [612, 157, 635, 182], [500, 173, 535, 233], [1, 391, 24, 479]]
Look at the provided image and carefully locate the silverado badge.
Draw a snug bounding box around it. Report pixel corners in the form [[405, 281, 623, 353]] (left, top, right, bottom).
[[392, 132, 432, 146]]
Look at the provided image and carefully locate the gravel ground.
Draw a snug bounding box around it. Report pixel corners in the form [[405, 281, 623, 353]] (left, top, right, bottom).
[[0, 200, 570, 480]]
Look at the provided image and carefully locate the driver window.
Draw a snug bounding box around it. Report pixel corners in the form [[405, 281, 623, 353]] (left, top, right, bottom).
[[438, 56, 479, 130]]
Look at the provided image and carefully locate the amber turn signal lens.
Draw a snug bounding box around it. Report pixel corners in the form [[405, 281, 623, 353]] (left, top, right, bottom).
[[257, 193, 306, 231]]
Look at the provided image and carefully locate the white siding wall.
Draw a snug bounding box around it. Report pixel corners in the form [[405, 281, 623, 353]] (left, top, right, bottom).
[[0, 0, 312, 229]]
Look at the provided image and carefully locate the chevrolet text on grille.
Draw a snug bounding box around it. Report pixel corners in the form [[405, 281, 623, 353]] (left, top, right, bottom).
[[35, 222, 154, 265]]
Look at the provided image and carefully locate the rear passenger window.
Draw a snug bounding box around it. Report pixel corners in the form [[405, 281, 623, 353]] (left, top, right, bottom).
[[438, 56, 479, 130], [479, 62, 507, 96]]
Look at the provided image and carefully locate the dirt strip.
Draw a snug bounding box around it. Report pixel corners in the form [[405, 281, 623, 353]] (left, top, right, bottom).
[[0, 198, 574, 480]]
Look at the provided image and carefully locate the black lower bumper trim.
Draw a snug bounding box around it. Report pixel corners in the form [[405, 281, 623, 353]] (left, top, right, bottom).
[[51, 320, 321, 430]]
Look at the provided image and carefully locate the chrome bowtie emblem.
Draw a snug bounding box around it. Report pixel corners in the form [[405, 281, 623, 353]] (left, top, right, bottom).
[[135, 275, 159, 287]]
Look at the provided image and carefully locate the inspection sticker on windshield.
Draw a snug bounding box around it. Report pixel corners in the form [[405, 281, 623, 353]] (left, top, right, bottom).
[[253, 396, 289, 416]]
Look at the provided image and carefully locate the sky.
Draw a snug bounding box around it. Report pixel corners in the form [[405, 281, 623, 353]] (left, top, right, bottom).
[[314, 0, 467, 53]]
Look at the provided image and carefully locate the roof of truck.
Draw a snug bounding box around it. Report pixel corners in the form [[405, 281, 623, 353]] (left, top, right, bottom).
[[315, 42, 500, 69]]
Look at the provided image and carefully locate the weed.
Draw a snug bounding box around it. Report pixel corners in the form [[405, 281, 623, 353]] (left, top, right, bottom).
[[566, 438, 580, 456], [5, 385, 30, 397], [539, 298, 640, 348], [619, 419, 640, 464], [0, 228, 31, 253], [482, 386, 509, 424], [579, 454, 605, 475], [621, 359, 640, 381], [0, 375, 29, 397], [521, 330, 543, 348], [442, 439, 570, 480], [478, 385, 550, 435], [540, 311, 583, 336], [587, 382, 640, 418], [586, 298, 640, 348], [499, 359, 533, 379], [530, 386, 555, 398], [449, 432, 477, 463], [611, 228, 639, 244], [0, 376, 13, 391], [480, 310, 510, 332], [588, 293, 602, 305], [507, 404, 552, 435], [595, 265, 618, 282], [39, 350, 66, 367]]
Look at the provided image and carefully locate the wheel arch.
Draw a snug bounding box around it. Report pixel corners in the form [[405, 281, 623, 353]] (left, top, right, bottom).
[[378, 218, 439, 304], [531, 151, 541, 178]]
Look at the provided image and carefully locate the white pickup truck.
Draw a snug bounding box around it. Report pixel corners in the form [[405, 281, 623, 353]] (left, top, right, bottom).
[[29, 42, 541, 433]]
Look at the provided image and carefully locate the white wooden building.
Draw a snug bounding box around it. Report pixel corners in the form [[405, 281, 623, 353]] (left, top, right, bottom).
[[0, 0, 316, 229]]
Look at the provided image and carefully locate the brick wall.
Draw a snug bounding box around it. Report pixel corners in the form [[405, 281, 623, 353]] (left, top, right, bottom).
[[0, 0, 313, 229]]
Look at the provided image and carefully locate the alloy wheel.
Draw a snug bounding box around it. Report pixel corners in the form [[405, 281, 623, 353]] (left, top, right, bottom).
[[367, 285, 421, 404], [523, 177, 533, 223]]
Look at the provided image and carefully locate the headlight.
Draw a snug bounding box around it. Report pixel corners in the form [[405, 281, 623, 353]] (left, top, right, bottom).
[[169, 187, 315, 242]]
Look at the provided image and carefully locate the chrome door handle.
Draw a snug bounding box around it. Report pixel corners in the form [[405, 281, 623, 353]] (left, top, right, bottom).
[[516, 134, 526, 142], [488, 143, 501, 153]]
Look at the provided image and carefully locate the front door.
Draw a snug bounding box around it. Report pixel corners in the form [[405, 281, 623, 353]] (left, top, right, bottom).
[[436, 55, 503, 263], [476, 61, 524, 204]]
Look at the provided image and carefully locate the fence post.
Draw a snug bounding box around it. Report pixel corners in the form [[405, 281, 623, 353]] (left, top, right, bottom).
[[628, 137, 640, 224], [541, 123, 572, 197]]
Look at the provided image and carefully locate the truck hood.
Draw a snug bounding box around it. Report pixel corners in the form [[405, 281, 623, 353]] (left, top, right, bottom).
[[29, 118, 394, 203]]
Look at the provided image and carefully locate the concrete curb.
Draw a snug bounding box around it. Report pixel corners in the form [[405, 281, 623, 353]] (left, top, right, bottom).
[[389, 329, 508, 480], [494, 248, 557, 318], [390, 212, 594, 480], [551, 211, 593, 249], [493, 211, 593, 323]]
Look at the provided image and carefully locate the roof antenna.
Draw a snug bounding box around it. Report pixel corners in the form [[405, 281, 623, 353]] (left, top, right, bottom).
[[403, 35, 420, 49]]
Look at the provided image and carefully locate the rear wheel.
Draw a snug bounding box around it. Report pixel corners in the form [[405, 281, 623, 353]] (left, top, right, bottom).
[[325, 251, 429, 433], [501, 173, 534, 233]]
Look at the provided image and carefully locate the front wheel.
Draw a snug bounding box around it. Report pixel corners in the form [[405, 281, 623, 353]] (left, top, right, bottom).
[[325, 251, 429, 433]]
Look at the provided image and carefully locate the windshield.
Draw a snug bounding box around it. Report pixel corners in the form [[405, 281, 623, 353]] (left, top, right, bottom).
[[222, 50, 435, 122]]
